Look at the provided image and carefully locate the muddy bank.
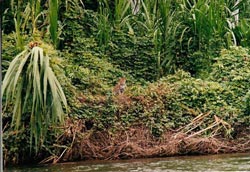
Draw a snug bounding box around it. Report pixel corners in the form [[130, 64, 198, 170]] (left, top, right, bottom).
[[40, 119, 250, 164]]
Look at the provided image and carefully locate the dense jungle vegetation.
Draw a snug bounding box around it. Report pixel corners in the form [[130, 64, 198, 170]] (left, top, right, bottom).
[[1, 0, 250, 165]]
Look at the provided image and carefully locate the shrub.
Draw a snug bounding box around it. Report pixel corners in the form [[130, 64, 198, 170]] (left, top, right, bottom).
[[209, 46, 250, 125], [75, 70, 241, 137], [107, 30, 158, 81]]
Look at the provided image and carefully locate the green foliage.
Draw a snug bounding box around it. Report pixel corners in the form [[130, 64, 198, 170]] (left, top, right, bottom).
[[132, 70, 239, 136], [2, 43, 67, 152], [3, 0, 63, 49], [12, 0, 25, 50], [4, 0, 250, 80], [137, 0, 179, 75], [243, 91, 250, 123], [209, 46, 250, 124], [210, 46, 250, 96], [2, 34, 23, 72], [60, 13, 250, 137], [174, 0, 230, 76], [60, 5, 139, 94], [233, 19, 250, 47], [3, 0, 250, 165], [3, 127, 31, 165], [60, 5, 97, 50], [107, 31, 158, 81], [59, 0, 250, 80], [96, 1, 112, 50], [63, 51, 135, 95], [113, 0, 131, 27], [49, 0, 59, 48], [170, 71, 239, 124], [75, 59, 250, 137], [1, 1, 15, 34], [9, 0, 45, 49]]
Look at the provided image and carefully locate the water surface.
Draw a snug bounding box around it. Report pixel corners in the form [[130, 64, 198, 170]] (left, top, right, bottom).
[[5, 153, 250, 172]]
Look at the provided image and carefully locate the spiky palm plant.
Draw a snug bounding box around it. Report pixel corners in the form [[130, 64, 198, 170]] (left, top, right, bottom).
[[2, 43, 67, 152]]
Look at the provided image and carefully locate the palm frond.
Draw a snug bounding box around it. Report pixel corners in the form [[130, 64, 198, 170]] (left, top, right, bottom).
[[2, 45, 67, 152]]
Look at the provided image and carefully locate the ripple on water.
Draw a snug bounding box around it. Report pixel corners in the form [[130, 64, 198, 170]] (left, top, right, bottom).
[[5, 153, 250, 172]]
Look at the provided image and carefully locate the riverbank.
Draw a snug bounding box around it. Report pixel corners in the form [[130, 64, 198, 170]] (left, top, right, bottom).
[[3, 46, 250, 166], [38, 121, 250, 164], [2, 1, 250, 168], [4, 110, 250, 166]]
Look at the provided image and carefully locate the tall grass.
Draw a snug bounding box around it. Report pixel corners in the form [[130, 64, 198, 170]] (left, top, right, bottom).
[[136, 0, 179, 75], [234, 19, 250, 47], [114, 0, 131, 28], [9, 0, 60, 48], [96, 0, 132, 49], [179, 0, 230, 49], [10, 0, 45, 51], [232, 1, 250, 47], [12, 0, 25, 50], [68, 0, 250, 78], [49, 0, 59, 48], [2, 45, 67, 152], [96, 0, 112, 50], [156, 0, 178, 75]]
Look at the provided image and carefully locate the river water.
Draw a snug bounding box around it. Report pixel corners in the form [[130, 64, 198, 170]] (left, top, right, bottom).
[[5, 153, 250, 172]]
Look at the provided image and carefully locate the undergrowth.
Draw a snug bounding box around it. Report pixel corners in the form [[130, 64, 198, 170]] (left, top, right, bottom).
[[3, 30, 250, 166]]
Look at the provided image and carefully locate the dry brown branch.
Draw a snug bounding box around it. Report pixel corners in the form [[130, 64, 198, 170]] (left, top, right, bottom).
[[40, 120, 250, 164]]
